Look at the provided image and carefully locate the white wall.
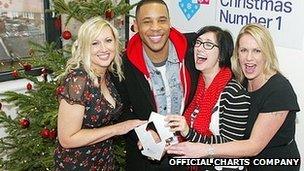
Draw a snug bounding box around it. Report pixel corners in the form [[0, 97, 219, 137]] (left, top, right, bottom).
[[277, 45, 304, 170]]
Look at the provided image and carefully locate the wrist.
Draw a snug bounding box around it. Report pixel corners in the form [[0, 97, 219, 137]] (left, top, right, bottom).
[[206, 144, 215, 158], [111, 123, 120, 136]]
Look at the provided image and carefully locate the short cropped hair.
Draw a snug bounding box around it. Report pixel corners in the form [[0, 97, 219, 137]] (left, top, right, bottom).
[[135, 0, 169, 19]]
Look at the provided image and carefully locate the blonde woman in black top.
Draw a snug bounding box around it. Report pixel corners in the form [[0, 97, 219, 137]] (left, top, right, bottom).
[[54, 17, 145, 170]]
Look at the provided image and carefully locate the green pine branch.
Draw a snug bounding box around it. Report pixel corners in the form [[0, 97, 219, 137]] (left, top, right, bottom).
[[26, 42, 68, 77], [52, 0, 137, 25]]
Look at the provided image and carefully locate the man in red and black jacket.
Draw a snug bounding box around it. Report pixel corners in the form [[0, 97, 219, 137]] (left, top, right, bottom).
[[113, 0, 198, 170]]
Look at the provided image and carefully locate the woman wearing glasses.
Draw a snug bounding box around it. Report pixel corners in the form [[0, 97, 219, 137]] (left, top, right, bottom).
[[165, 26, 250, 170]]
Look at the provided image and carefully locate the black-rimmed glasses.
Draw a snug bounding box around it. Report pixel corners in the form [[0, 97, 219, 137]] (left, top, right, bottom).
[[194, 40, 218, 50]]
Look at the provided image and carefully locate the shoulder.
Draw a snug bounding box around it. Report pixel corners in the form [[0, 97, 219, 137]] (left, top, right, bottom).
[[262, 73, 297, 99], [183, 32, 196, 41], [63, 68, 89, 84], [268, 73, 293, 90], [68, 68, 88, 77], [220, 79, 250, 109], [220, 79, 250, 106], [183, 32, 196, 47], [257, 73, 300, 112], [223, 79, 249, 97], [121, 53, 133, 67], [266, 73, 297, 99]]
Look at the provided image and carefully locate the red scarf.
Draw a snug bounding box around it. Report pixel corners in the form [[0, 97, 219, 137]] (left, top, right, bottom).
[[184, 67, 232, 136]]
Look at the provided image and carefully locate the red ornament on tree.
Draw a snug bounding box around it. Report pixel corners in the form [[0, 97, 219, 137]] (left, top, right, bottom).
[[105, 9, 114, 20], [19, 118, 30, 128], [62, 30, 72, 40], [49, 129, 57, 139], [54, 17, 61, 30], [56, 86, 65, 95], [40, 128, 50, 138], [26, 83, 32, 90], [23, 63, 32, 71], [11, 70, 19, 78]]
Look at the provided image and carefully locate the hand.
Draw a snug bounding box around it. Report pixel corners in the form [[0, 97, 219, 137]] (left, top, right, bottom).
[[165, 115, 189, 137], [165, 142, 207, 158], [116, 119, 146, 135]]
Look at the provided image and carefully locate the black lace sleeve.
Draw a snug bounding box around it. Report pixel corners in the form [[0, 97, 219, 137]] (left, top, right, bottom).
[[57, 69, 89, 106]]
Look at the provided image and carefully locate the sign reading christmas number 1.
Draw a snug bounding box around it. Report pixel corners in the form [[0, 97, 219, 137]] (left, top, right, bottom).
[[218, 0, 291, 31], [216, 0, 304, 49], [164, 0, 304, 50]]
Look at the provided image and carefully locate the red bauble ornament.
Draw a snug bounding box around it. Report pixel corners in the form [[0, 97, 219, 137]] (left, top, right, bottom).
[[40, 128, 50, 138], [54, 17, 61, 30], [62, 30, 72, 40], [49, 129, 57, 139], [26, 83, 32, 90], [105, 9, 114, 20], [11, 70, 19, 78], [23, 63, 32, 71], [19, 118, 30, 128], [56, 86, 65, 95]]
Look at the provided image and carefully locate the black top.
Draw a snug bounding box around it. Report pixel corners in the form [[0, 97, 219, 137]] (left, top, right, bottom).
[[54, 69, 122, 171], [244, 73, 300, 171]]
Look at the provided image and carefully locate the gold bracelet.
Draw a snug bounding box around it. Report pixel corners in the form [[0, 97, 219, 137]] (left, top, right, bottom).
[[207, 144, 215, 158]]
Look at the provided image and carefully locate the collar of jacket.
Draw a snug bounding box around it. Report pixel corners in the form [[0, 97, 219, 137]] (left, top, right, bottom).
[[126, 27, 188, 78]]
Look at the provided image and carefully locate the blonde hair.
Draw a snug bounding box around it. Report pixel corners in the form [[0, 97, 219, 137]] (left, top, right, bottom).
[[231, 23, 280, 83], [58, 16, 124, 85]]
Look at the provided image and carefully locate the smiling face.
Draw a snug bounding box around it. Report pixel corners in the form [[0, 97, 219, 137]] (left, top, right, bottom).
[[90, 26, 116, 72], [194, 32, 220, 75], [238, 33, 266, 82], [134, 2, 170, 59]]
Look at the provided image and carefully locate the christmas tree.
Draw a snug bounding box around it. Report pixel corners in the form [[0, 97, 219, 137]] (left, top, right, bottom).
[[0, 0, 136, 170]]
